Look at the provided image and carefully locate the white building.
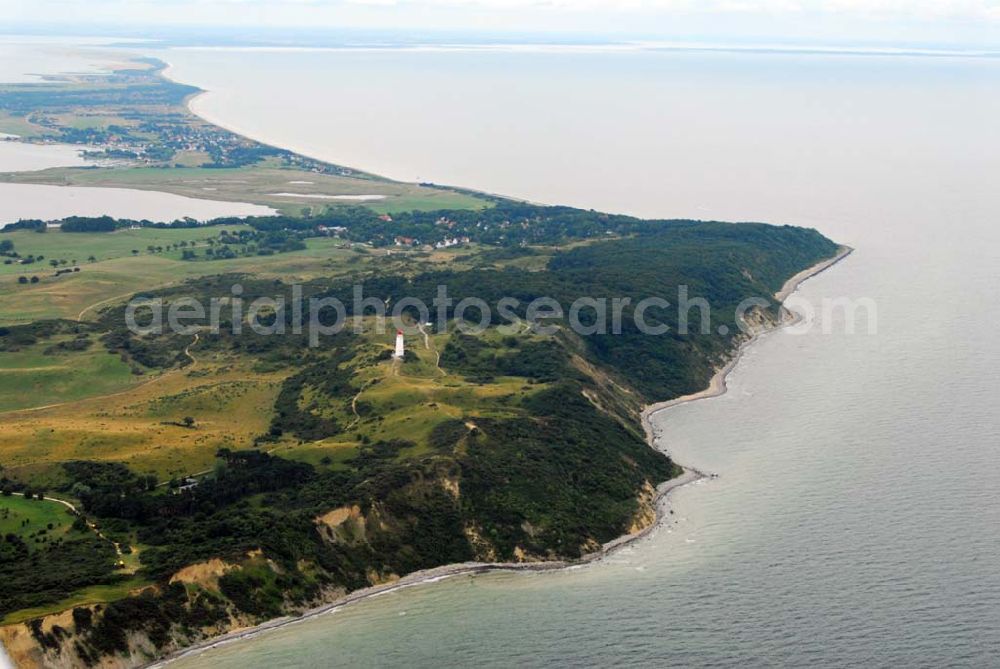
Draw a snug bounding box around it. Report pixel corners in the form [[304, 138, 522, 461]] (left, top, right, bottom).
[[394, 330, 405, 359]]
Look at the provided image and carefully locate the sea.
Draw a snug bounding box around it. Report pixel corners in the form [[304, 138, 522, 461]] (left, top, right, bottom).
[[9, 38, 1000, 667]]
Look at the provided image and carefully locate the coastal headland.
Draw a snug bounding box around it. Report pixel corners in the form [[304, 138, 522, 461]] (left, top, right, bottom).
[[0, 54, 848, 669]]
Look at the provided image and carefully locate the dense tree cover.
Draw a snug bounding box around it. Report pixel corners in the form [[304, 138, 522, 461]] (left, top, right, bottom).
[[0, 525, 120, 617], [461, 382, 674, 557], [270, 353, 354, 441], [58, 216, 120, 233], [0, 319, 94, 352], [5, 201, 827, 260], [440, 334, 568, 383], [3, 215, 839, 664], [0, 219, 46, 232], [202, 144, 285, 169]]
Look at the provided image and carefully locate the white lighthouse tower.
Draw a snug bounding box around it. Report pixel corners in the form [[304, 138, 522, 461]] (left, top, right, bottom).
[[393, 329, 405, 359]]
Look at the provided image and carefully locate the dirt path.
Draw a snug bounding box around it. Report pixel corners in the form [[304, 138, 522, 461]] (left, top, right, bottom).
[[417, 323, 446, 376], [0, 333, 200, 418], [8, 491, 124, 560], [184, 332, 200, 364], [344, 378, 377, 432]]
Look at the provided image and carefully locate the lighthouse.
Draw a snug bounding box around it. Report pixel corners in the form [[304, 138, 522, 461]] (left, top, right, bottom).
[[393, 329, 405, 359]]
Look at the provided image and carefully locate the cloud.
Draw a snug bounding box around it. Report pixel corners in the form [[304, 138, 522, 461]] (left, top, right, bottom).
[[334, 0, 1000, 20], [7, 0, 1000, 39]]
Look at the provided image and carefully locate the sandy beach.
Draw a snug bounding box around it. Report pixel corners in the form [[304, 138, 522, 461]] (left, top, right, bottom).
[[642, 243, 854, 442], [143, 244, 854, 669]]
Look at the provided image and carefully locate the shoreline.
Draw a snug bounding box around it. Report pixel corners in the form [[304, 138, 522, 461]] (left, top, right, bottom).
[[642, 243, 854, 440], [161, 60, 535, 206], [145, 244, 853, 668]]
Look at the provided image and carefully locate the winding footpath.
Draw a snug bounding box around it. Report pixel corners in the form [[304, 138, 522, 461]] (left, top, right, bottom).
[[7, 492, 123, 561]]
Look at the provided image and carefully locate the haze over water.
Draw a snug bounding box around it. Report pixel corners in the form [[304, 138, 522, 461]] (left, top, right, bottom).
[[159, 45, 1000, 666]]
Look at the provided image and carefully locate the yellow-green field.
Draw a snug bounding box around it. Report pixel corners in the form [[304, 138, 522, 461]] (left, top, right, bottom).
[[0, 111, 43, 138], [0, 323, 545, 494], [0, 335, 140, 412], [0, 228, 479, 325], [0, 221, 542, 515], [0, 349, 288, 485], [0, 163, 488, 216], [277, 324, 546, 469], [0, 494, 77, 544]]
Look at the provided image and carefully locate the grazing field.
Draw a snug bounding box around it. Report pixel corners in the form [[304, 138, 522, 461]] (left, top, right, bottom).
[[0, 494, 77, 545], [0, 225, 252, 277], [275, 324, 549, 469], [0, 335, 140, 412], [0, 112, 42, 138], [0, 351, 288, 486], [0, 229, 468, 324], [0, 320, 541, 488]]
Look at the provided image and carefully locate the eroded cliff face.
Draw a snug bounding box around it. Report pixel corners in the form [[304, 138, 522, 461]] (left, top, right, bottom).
[[0, 557, 349, 669], [2, 461, 669, 669]]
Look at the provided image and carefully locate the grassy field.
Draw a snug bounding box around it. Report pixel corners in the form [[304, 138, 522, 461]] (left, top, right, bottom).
[[0, 112, 43, 138], [0, 335, 140, 412], [273, 323, 547, 470], [0, 494, 78, 545], [0, 164, 488, 216], [0, 222, 532, 489], [0, 225, 252, 277], [0, 323, 538, 486], [0, 348, 288, 485], [8, 311, 546, 482], [0, 229, 482, 325]]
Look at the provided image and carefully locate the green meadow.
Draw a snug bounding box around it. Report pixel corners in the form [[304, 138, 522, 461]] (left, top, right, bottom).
[[0, 228, 398, 324], [0, 336, 139, 412], [0, 225, 252, 277], [0, 494, 77, 544]]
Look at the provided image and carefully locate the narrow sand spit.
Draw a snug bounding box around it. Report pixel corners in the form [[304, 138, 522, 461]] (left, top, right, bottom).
[[143, 245, 853, 669]]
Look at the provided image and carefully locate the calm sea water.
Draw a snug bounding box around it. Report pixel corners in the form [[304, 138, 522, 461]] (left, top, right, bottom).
[[154, 47, 1000, 666], [0, 37, 118, 84]]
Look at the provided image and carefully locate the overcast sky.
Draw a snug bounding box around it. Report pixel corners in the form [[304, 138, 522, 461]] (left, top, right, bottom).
[[5, 0, 1000, 47]]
